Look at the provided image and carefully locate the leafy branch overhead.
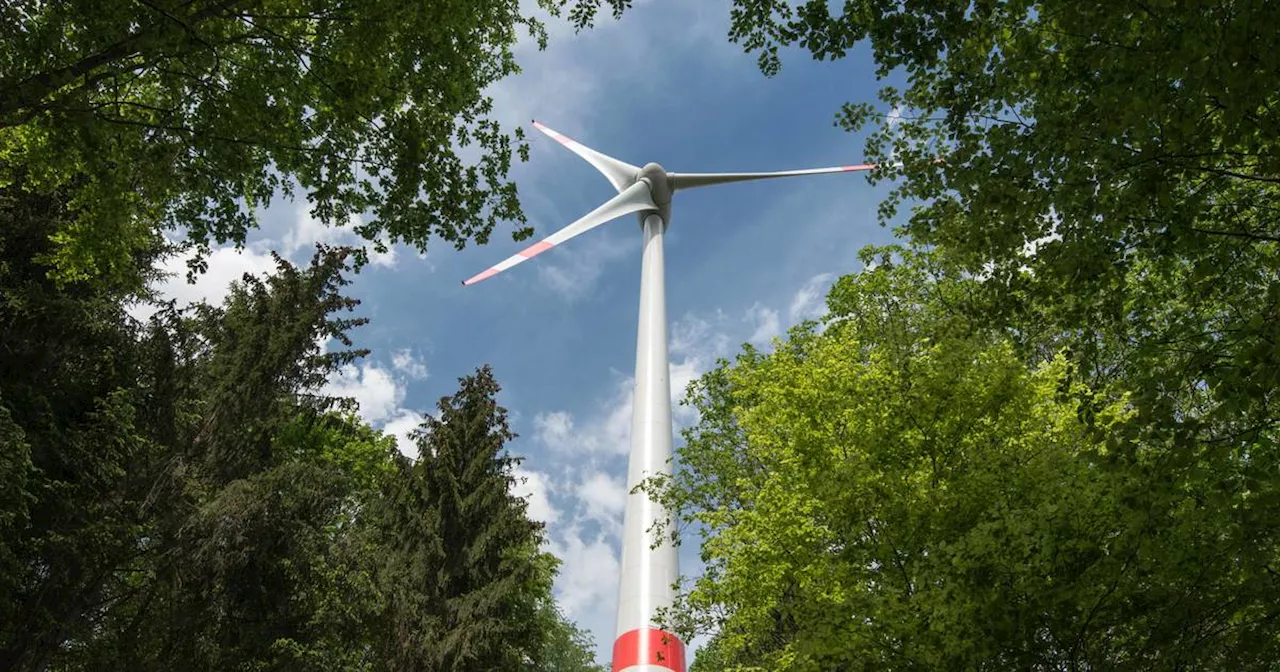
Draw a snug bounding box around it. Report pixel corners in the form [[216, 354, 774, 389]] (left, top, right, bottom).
[[0, 0, 567, 285]]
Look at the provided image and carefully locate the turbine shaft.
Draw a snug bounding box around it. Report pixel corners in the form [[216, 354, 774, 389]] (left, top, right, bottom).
[[613, 212, 686, 672]]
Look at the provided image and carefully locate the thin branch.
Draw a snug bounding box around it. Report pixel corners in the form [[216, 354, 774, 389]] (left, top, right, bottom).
[[87, 112, 391, 173], [1189, 227, 1280, 243], [1190, 165, 1280, 185]]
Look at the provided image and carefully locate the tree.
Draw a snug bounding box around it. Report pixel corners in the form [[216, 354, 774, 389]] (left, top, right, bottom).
[[655, 247, 1280, 670], [0, 0, 562, 285], [0, 174, 394, 668], [0, 180, 171, 670], [534, 600, 609, 672], [1, 151, 603, 670], [371, 365, 556, 671], [78, 413, 401, 671], [566, 0, 1280, 485]]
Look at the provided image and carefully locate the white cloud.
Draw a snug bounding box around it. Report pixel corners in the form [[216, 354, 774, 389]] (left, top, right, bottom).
[[391, 349, 429, 380], [322, 363, 402, 424], [492, 1, 738, 139], [669, 358, 704, 426], [549, 525, 621, 621], [669, 310, 744, 363], [746, 302, 781, 345], [382, 410, 426, 459], [130, 244, 279, 321], [533, 374, 633, 455], [535, 231, 633, 301], [666, 311, 746, 428], [788, 272, 835, 323], [133, 205, 410, 327], [670, 311, 733, 361], [282, 205, 342, 253], [284, 205, 398, 269], [575, 470, 627, 531], [315, 341, 430, 458], [534, 411, 575, 447], [512, 465, 560, 526], [532, 309, 748, 456]]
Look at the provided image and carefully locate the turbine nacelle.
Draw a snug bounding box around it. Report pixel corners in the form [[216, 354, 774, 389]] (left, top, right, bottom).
[[636, 162, 672, 225]]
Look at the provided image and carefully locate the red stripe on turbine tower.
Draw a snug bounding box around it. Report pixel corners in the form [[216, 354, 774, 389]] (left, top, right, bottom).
[[611, 628, 686, 672]]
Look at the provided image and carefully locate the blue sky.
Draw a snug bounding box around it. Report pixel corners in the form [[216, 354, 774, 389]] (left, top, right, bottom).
[[142, 1, 903, 664]]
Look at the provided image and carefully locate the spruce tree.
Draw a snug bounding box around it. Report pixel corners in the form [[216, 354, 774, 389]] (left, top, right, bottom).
[[375, 366, 552, 671]]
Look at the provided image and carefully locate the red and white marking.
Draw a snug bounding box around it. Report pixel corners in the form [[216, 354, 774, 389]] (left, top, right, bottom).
[[461, 238, 559, 285], [612, 628, 686, 672], [533, 120, 575, 147]]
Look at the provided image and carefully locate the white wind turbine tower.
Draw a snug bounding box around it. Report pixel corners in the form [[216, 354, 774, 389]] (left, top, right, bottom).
[[464, 121, 878, 672]]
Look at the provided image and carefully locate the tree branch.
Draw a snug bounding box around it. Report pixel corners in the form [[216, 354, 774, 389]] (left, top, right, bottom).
[[0, 0, 244, 123], [1189, 227, 1280, 243]]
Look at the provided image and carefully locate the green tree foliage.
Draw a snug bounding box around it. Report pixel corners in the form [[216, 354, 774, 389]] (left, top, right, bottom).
[[571, 0, 1280, 479], [0, 186, 599, 670], [1, 181, 179, 669], [369, 365, 562, 671], [535, 600, 609, 672], [658, 247, 1279, 670], [0, 0, 562, 285], [0, 176, 380, 669]]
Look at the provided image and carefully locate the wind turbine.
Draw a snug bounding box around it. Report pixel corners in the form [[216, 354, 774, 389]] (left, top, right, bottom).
[[464, 121, 877, 672]]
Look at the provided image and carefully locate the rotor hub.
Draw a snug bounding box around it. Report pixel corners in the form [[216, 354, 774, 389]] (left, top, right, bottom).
[[638, 162, 672, 207]]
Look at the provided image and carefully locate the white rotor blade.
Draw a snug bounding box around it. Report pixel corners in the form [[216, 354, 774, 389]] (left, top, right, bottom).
[[532, 120, 640, 193], [463, 181, 656, 286], [669, 163, 880, 190]]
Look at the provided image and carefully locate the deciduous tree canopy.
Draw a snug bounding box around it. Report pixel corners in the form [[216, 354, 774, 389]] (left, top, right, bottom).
[[666, 247, 1279, 670], [0, 0, 558, 285]]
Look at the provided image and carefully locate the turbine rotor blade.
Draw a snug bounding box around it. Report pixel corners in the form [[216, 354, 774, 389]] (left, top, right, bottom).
[[668, 163, 880, 191], [462, 181, 657, 286], [532, 120, 640, 193]]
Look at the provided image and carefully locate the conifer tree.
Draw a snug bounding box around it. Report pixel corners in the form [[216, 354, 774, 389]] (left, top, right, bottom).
[[374, 366, 553, 671], [1, 163, 603, 672]]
